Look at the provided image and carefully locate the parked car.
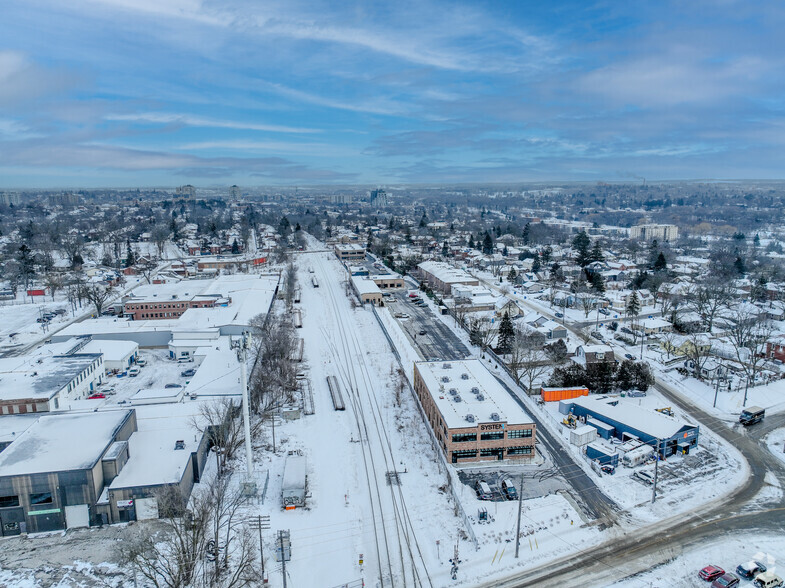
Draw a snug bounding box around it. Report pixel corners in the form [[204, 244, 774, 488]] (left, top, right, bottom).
[[501, 478, 518, 500], [621, 326, 633, 334], [555, 312, 564, 318], [634, 470, 654, 485], [712, 573, 740, 588], [135, 357, 147, 367], [738, 561, 767, 580], [590, 331, 604, 340], [181, 368, 197, 377], [599, 308, 610, 315], [165, 383, 183, 389], [600, 464, 615, 475], [128, 367, 141, 377], [87, 393, 106, 399], [624, 353, 637, 360], [177, 356, 194, 363], [418, 329, 427, 336], [700, 566, 726, 581], [36, 317, 50, 323], [475, 480, 493, 500], [755, 572, 784, 588], [626, 390, 647, 397]]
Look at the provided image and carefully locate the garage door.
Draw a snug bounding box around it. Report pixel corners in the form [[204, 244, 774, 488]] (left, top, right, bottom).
[[64, 505, 89, 529], [135, 498, 159, 520]]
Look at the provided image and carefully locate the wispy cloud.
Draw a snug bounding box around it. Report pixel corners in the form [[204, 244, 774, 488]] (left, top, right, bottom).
[[104, 112, 320, 134]]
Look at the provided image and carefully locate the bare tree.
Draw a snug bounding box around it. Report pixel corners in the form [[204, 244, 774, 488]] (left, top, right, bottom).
[[139, 258, 159, 284], [191, 400, 261, 476], [284, 262, 297, 308], [468, 315, 497, 352], [118, 484, 210, 588], [685, 331, 712, 378], [726, 304, 775, 388], [689, 279, 733, 331], [44, 273, 64, 301], [248, 313, 298, 414], [507, 326, 550, 393], [84, 283, 113, 315]]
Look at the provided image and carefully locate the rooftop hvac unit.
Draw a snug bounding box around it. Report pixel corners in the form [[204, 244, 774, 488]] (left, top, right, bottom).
[[441, 376, 450, 383], [443, 363, 452, 369], [490, 413, 500, 421], [471, 387, 480, 395], [449, 388, 457, 396], [461, 373, 469, 380], [465, 414, 475, 423], [454, 395, 462, 403], [476, 395, 485, 401]]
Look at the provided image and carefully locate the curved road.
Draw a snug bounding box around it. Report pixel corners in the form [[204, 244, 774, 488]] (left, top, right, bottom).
[[482, 377, 785, 587]]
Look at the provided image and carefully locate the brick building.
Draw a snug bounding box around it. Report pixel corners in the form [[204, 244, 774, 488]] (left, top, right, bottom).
[[413, 360, 536, 464]]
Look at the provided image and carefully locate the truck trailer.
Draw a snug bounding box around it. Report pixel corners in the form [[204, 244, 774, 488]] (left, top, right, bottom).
[[281, 456, 307, 509]]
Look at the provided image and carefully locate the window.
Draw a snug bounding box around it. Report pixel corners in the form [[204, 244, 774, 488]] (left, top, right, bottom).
[[451, 433, 477, 443], [0, 495, 19, 508], [508, 429, 532, 439], [507, 446, 533, 456], [451, 449, 477, 459], [29, 492, 53, 505], [480, 432, 504, 441], [480, 448, 503, 457]]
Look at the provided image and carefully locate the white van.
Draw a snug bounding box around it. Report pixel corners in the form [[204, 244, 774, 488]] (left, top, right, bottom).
[[128, 367, 141, 377], [135, 357, 147, 367]]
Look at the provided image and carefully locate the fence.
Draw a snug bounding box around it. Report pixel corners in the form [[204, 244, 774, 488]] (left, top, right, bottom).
[[370, 304, 479, 550]]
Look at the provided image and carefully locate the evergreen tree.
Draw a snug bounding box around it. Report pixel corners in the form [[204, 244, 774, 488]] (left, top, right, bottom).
[[589, 241, 605, 263], [441, 241, 449, 257], [508, 267, 518, 283], [522, 222, 530, 245], [540, 246, 552, 264], [754, 233, 761, 247], [294, 223, 301, 232], [531, 256, 541, 273], [626, 290, 641, 321], [734, 256, 746, 276], [482, 232, 494, 255], [469, 321, 482, 347], [278, 216, 291, 234], [419, 212, 428, 228], [653, 252, 667, 272], [497, 312, 515, 354], [590, 271, 606, 294], [502, 245, 509, 257], [231, 239, 240, 254], [572, 230, 591, 267], [125, 239, 136, 268], [468, 235, 475, 249]]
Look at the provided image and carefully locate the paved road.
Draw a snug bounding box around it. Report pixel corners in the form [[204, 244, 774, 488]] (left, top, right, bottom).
[[381, 288, 617, 526], [479, 377, 782, 587]]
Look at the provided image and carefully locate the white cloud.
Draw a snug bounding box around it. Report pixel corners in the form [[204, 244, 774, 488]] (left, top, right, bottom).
[[104, 112, 320, 134]]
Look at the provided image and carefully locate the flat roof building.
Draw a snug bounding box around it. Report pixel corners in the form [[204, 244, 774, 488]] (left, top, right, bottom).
[[413, 360, 536, 464], [416, 261, 479, 295], [335, 243, 366, 260]]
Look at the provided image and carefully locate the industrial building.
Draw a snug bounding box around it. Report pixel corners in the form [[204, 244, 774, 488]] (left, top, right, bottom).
[[334, 243, 366, 260], [559, 395, 699, 457], [413, 360, 536, 464], [416, 261, 479, 295], [351, 276, 383, 306], [629, 224, 679, 242]]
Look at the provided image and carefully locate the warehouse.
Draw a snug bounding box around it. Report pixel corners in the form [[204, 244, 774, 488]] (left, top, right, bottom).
[[559, 395, 699, 457], [413, 360, 536, 464], [0, 410, 136, 535], [351, 276, 383, 306], [416, 261, 479, 295]]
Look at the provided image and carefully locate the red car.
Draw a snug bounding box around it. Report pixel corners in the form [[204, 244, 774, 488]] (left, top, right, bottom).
[[700, 566, 725, 581], [87, 393, 106, 399]]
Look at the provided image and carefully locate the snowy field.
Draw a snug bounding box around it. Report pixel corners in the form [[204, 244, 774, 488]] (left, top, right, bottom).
[[0, 297, 72, 350]]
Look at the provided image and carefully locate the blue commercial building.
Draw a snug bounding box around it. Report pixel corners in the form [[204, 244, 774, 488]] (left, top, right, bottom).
[[560, 396, 699, 457]]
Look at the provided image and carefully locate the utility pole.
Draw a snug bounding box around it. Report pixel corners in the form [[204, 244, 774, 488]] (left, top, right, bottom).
[[713, 373, 721, 408], [276, 530, 291, 588], [238, 331, 255, 493], [514, 472, 524, 558], [743, 375, 750, 408], [651, 439, 659, 503], [248, 515, 270, 583]]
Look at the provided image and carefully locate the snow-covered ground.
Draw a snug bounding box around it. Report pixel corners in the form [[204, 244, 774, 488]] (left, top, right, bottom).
[[610, 533, 784, 588]]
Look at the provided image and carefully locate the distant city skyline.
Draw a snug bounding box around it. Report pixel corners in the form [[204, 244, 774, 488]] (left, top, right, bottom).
[[1, 1, 783, 187]]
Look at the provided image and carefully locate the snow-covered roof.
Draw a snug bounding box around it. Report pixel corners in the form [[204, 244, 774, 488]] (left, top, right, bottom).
[[352, 276, 382, 295], [418, 261, 477, 285], [0, 410, 133, 476], [569, 395, 696, 439], [415, 359, 533, 429], [0, 353, 102, 401], [81, 339, 138, 362]]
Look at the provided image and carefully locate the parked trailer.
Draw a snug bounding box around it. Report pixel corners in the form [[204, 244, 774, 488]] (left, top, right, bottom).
[[326, 375, 345, 411], [291, 338, 304, 362], [622, 444, 654, 467], [292, 309, 303, 329], [281, 456, 307, 509], [312, 276, 319, 288], [293, 288, 301, 303]]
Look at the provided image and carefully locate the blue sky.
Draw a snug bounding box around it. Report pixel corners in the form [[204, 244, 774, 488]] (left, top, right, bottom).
[[0, 0, 783, 187]]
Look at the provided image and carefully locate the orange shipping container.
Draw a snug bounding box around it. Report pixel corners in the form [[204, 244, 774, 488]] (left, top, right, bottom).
[[541, 387, 589, 402]]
